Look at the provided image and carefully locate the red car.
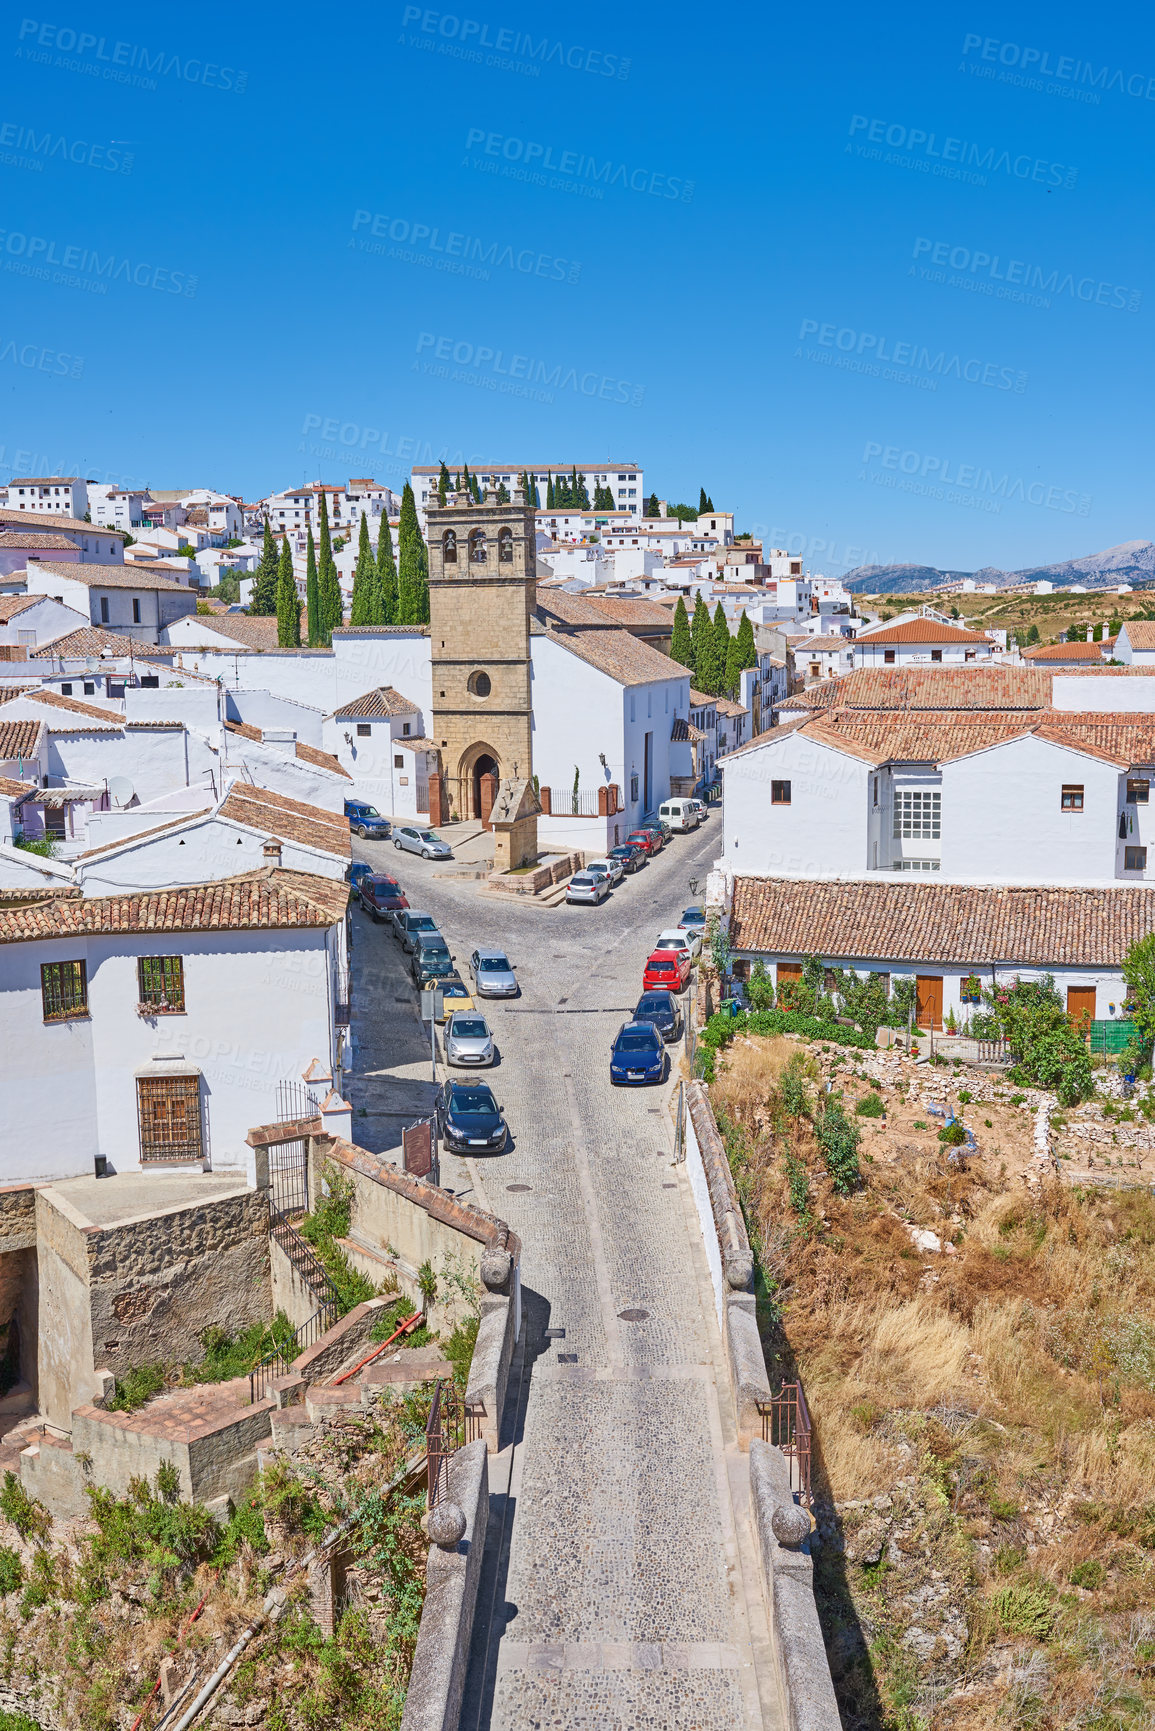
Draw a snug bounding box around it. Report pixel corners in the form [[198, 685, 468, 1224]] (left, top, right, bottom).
[[358, 875, 409, 922], [643, 948, 692, 993], [627, 828, 662, 857]]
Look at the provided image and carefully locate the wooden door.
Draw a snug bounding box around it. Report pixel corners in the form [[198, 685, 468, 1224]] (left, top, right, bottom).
[[777, 962, 802, 987], [1067, 986, 1096, 1036], [915, 975, 943, 1030]]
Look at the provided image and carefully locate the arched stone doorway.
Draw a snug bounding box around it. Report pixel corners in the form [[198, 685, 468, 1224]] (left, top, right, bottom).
[[457, 745, 501, 824]]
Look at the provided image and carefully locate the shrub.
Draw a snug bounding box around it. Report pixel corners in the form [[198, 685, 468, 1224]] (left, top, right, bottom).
[[697, 1006, 874, 1082], [817, 1099, 861, 1194], [105, 1363, 166, 1413], [746, 960, 775, 1011], [978, 976, 1093, 1103], [938, 1121, 967, 1146], [1069, 1558, 1105, 1590], [855, 1091, 885, 1118], [0, 1546, 23, 1594], [957, 1090, 973, 1104], [0, 1473, 51, 1542], [779, 1054, 812, 1120], [784, 1153, 812, 1221], [992, 1582, 1056, 1639]]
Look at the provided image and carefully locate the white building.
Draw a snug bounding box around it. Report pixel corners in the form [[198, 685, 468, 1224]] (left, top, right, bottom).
[[0, 594, 89, 650], [6, 477, 89, 519], [1116, 622, 1155, 666], [88, 486, 151, 531], [412, 465, 644, 527], [0, 868, 350, 1184], [323, 687, 436, 821], [0, 511, 126, 564], [852, 617, 995, 667], [20, 562, 199, 643]]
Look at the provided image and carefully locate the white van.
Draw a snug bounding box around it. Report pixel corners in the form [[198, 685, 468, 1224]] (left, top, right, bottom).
[[659, 798, 700, 833]]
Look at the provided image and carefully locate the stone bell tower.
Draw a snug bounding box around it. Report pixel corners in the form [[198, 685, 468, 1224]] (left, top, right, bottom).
[[426, 486, 538, 851]]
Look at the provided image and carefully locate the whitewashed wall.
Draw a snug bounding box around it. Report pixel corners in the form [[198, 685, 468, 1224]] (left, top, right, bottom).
[[721, 731, 870, 877]]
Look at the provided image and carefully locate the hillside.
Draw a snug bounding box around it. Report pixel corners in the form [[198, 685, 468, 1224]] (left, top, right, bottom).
[[844, 541, 1155, 595]]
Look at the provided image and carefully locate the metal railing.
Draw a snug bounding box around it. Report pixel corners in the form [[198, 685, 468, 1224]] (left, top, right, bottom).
[[268, 1199, 343, 1316], [249, 1302, 340, 1403], [760, 1381, 813, 1508], [426, 1377, 483, 1509], [274, 1079, 321, 1125]]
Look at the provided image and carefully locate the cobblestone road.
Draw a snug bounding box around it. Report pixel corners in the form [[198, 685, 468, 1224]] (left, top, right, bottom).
[[347, 825, 779, 1730]]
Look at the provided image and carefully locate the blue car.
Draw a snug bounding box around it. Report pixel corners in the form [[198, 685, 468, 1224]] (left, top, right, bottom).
[[348, 861, 374, 890], [610, 1021, 668, 1086], [345, 799, 391, 839]]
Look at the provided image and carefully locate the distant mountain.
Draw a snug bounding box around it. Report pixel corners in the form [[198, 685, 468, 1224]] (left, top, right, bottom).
[[842, 541, 1155, 595]]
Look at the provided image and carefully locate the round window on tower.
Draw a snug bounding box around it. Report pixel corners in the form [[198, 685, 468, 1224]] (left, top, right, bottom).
[[467, 670, 492, 698]]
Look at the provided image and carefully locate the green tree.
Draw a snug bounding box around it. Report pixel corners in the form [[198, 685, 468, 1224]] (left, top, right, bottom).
[[724, 634, 744, 698], [275, 537, 300, 646], [251, 519, 279, 615], [376, 509, 397, 624], [670, 596, 693, 668], [496, 481, 510, 504], [349, 514, 376, 627], [734, 609, 756, 672], [975, 975, 1093, 1103], [573, 468, 589, 509], [1122, 933, 1155, 1067], [689, 594, 712, 687], [437, 461, 451, 505], [316, 492, 342, 642], [1027, 623, 1040, 644], [645, 492, 661, 517], [396, 482, 429, 624], [305, 524, 322, 647], [546, 473, 555, 509], [699, 487, 714, 512], [706, 602, 731, 696]]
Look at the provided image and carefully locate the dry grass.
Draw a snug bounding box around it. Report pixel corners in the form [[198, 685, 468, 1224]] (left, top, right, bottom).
[[713, 1036, 1155, 1729]]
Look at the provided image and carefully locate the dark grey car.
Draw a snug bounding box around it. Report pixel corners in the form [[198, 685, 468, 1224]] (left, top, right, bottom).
[[393, 910, 440, 952]]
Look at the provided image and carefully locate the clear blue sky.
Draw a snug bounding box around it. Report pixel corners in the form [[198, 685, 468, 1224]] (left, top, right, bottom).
[[1, 0, 1151, 572]]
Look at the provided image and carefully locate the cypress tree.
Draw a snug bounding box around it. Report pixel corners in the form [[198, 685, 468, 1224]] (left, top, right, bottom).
[[710, 602, 732, 696], [546, 473, 555, 508], [454, 471, 462, 492], [497, 481, 510, 504], [646, 492, 661, 518], [251, 518, 279, 614], [376, 509, 397, 623], [438, 461, 451, 504], [734, 609, 756, 671], [350, 514, 375, 627], [397, 482, 429, 624], [698, 487, 710, 514], [689, 593, 711, 686], [316, 492, 342, 642], [670, 596, 693, 668], [276, 537, 300, 646], [305, 525, 321, 646]]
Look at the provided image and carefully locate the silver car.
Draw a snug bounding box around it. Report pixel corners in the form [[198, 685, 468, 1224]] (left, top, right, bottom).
[[586, 856, 624, 885], [393, 825, 453, 860], [566, 871, 609, 905], [445, 1011, 495, 1067], [470, 947, 518, 997]]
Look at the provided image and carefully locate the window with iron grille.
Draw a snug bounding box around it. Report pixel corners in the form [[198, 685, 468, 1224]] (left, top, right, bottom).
[[137, 1074, 203, 1163], [41, 960, 87, 1022], [138, 955, 185, 1012], [893, 790, 941, 840]]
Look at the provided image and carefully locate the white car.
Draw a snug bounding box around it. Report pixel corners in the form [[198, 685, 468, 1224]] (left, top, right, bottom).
[[566, 871, 609, 905], [586, 856, 624, 885], [655, 926, 702, 961]]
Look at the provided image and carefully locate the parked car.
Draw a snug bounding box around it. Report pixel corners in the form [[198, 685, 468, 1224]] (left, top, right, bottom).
[[566, 870, 609, 905], [658, 798, 700, 833], [655, 925, 702, 962], [632, 989, 683, 1042], [679, 905, 706, 936], [345, 800, 391, 840], [393, 909, 440, 950], [435, 1079, 508, 1153], [357, 875, 409, 922], [425, 973, 475, 1021], [445, 1011, 495, 1067], [643, 948, 692, 993], [609, 1021, 669, 1085], [410, 936, 456, 986], [686, 798, 707, 824], [610, 842, 647, 874], [626, 828, 661, 857], [469, 948, 518, 997], [586, 855, 624, 885], [348, 861, 374, 891], [640, 816, 672, 845], [394, 825, 452, 860]]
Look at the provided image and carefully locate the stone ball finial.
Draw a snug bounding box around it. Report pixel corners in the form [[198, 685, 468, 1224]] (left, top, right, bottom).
[[480, 1248, 511, 1291], [427, 1501, 467, 1549], [771, 1503, 812, 1548], [724, 1254, 754, 1291]]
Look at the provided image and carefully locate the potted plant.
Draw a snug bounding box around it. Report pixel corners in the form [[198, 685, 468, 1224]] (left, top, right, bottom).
[[960, 973, 982, 1004]]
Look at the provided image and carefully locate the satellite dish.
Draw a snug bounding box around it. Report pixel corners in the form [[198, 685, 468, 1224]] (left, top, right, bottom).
[[107, 776, 135, 809]]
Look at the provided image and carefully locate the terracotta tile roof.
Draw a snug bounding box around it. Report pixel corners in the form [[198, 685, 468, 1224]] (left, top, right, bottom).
[[331, 626, 428, 637], [859, 619, 993, 645], [545, 627, 691, 688], [0, 596, 42, 620], [779, 666, 1054, 711], [1022, 640, 1112, 662], [74, 811, 213, 861], [714, 697, 748, 718], [730, 876, 1155, 968], [0, 719, 44, 760], [397, 736, 436, 751], [690, 689, 717, 707], [1121, 622, 1155, 651], [0, 867, 349, 944], [330, 686, 419, 720], [0, 508, 125, 537], [225, 721, 351, 780], [578, 594, 676, 628], [218, 783, 350, 858], [791, 634, 853, 653], [30, 626, 139, 659], [0, 533, 79, 551], [0, 777, 37, 800], [16, 688, 123, 725], [22, 559, 186, 591], [534, 592, 615, 628], [670, 716, 690, 741]]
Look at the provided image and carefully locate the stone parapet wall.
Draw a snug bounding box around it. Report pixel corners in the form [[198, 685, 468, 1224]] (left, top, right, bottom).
[[400, 1439, 489, 1731]]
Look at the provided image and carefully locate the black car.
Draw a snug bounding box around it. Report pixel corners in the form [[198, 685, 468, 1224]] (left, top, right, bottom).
[[610, 843, 646, 874], [435, 1079, 508, 1154], [411, 938, 456, 986], [633, 989, 683, 1043]]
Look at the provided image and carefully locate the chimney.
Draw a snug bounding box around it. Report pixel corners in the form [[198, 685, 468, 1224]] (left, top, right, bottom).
[[262, 838, 282, 863], [1086, 627, 1093, 642]]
